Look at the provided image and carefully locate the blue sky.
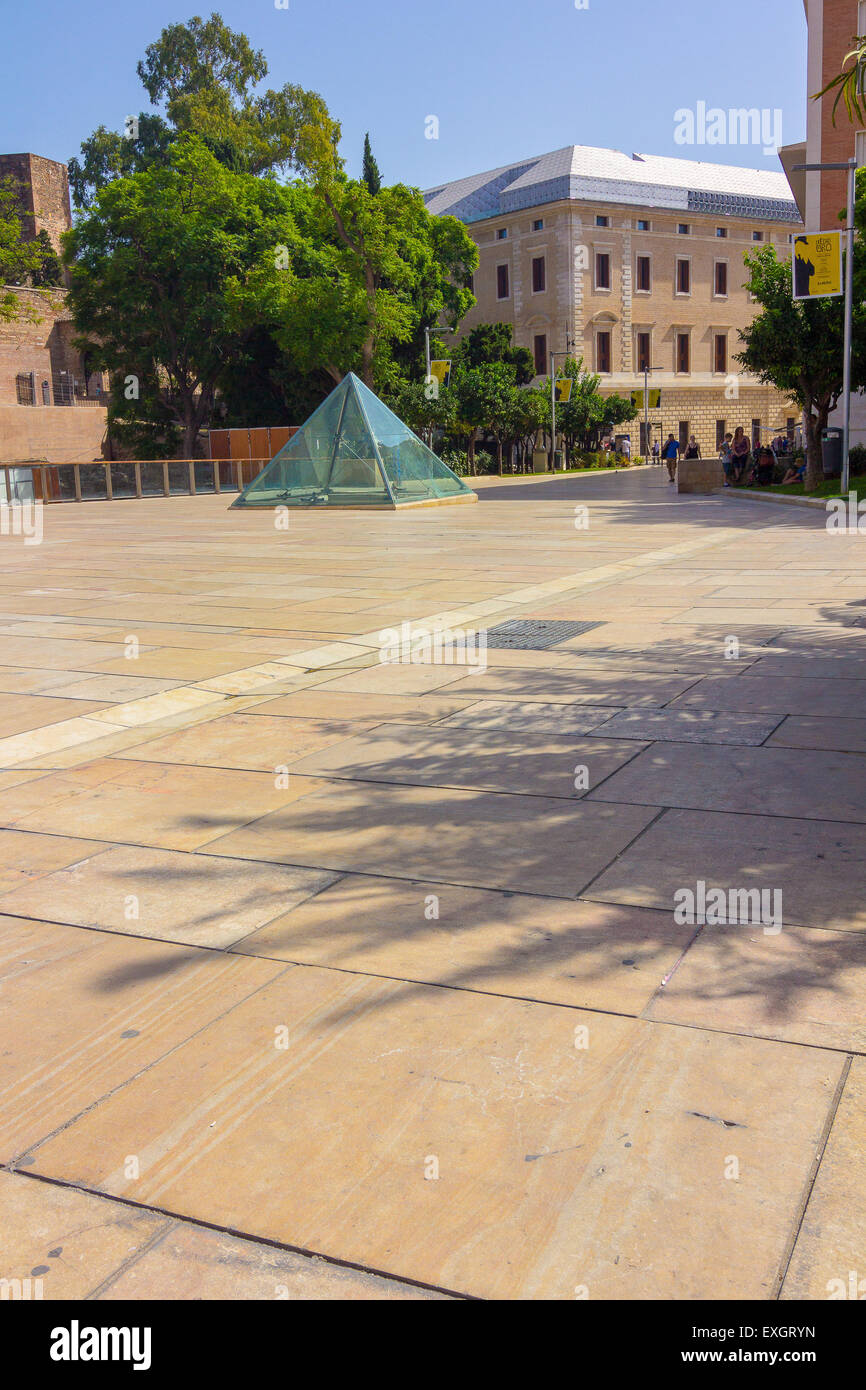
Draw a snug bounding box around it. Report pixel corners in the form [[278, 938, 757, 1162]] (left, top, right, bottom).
[[0, 0, 806, 190]]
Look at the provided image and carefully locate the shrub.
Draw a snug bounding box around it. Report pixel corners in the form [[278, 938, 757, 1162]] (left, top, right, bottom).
[[849, 444, 866, 476]]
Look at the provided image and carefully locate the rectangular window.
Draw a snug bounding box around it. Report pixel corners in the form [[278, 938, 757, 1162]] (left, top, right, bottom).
[[716, 227, 728, 238], [496, 227, 508, 240], [596, 332, 611, 374], [714, 261, 728, 296], [678, 223, 690, 235], [533, 334, 547, 376], [676, 259, 690, 294], [714, 333, 727, 373], [532, 255, 546, 293], [636, 255, 651, 291], [596, 252, 611, 289], [716, 419, 726, 449], [496, 263, 510, 299], [637, 218, 651, 231], [752, 230, 764, 241], [676, 333, 690, 373], [596, 215, 609, 227], [532, 218, 544, 231], [636, 332, 651, 372]]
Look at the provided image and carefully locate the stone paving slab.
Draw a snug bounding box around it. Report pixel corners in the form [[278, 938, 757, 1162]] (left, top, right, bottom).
[[588, 708, 782, 745], [235, 873, 691, 1012], [285, 723, 646, 799], [588, 743, 866, 824], [780, 1059, 866, 1301], [112, 713, 367, 774], [767, 715, 866, 753], [645, 923, 866, 1052], [0, 759, 318, 852], [0, 1169, 168, 1300], [428, 666, 703, 707], [437, 700, 621, 734], [203, 777, 659, 896], [670, 673, 866, 718], [585, 807, 866, 932], [0, 1170, 446, 1301], [24, 964, 843, 1300], [0, 845, 339, 949], [0, 828, 109, 895], [0, 916, 286, 1158]]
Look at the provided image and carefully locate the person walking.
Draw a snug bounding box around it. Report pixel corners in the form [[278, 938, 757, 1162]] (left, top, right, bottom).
[[731, 426, 750, 484], [652, 439, 660, 466], [662, 433, 680, 482], [719, 431, 735, 487]]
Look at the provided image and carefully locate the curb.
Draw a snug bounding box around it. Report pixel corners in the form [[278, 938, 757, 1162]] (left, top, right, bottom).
[[709, 488, 829, 511]]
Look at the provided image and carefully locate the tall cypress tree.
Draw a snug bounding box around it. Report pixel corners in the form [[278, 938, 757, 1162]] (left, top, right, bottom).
[[362, 133, 382, 196]]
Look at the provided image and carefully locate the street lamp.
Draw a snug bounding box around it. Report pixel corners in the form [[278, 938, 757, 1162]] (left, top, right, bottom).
[[793, 158, 857, 492], [549, 330, 577, 470]]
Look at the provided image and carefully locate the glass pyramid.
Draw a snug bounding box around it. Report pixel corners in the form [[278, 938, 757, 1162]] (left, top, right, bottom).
[[231, 373, 477, 509]]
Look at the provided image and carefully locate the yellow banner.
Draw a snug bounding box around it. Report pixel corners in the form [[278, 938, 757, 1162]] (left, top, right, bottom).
[[792, 232, 843, 300], [554, 378, 572, 403], [429, 359, 452, 387], [630, 388, 661, 411]]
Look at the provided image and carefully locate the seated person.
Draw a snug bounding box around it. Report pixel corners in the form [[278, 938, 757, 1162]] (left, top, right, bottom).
[[755, 445, 775, 486], [781, 460, 806, 485]]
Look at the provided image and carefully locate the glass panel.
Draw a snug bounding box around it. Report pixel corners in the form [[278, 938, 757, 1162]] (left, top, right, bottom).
[[109, 463, 137, 499], [233, 375, 471, 508], [139, 462, 166, 496], [79, 464, 108, 499]]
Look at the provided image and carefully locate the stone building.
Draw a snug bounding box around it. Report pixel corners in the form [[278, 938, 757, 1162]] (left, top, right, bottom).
[[780, 0, 866, 450], [425, 145, 802, 457], [0, 152, 106, 462]]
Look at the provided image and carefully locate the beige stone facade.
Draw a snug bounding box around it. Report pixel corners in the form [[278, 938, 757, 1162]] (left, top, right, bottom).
[[427, 147, 801, 458], [460, 201, 799, 457]]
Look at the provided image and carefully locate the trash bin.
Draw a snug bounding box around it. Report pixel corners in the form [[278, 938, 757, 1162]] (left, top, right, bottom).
[[554, 450, 564, 471], [822, 427, 843, 479]]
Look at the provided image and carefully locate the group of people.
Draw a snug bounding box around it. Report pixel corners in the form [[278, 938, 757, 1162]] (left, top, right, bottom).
[[651, 433, 703, 482], [650, 429, 801, 488]]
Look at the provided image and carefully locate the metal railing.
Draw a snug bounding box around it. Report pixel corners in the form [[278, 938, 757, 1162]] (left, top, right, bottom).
[[14, 370, 106, 408], [0, 458, 270, 504]]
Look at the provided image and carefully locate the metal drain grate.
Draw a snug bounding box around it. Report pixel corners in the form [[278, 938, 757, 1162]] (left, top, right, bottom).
[[484, 619, 605, 650]]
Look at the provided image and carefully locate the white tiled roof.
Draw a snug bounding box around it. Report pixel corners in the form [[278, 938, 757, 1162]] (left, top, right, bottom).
[[424, 144, 800, 223]]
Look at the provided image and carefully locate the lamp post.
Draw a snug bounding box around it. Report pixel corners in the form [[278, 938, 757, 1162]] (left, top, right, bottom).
[[793, 158, 857, 492], [549, 339, 576, 471]]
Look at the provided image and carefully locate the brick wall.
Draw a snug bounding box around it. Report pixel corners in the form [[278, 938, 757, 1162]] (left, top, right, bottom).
[[0, 404, 106, 463]]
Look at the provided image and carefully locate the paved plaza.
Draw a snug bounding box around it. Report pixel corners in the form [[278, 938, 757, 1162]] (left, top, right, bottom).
[[0, 465, 864, 1300]]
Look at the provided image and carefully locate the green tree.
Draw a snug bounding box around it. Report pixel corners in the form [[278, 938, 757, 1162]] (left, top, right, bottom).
[[455, 362, 519, 474], [362, 134, 382, 196], [287, 176, 476, 389], [64, 136, 295, 457], [454, 322, 535, 384], [69, 12, 340, 207], [736, 235, 866, 488]]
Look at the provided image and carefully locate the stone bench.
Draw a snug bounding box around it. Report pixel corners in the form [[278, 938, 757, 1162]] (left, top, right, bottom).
[[677, 457, 725, 494]]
